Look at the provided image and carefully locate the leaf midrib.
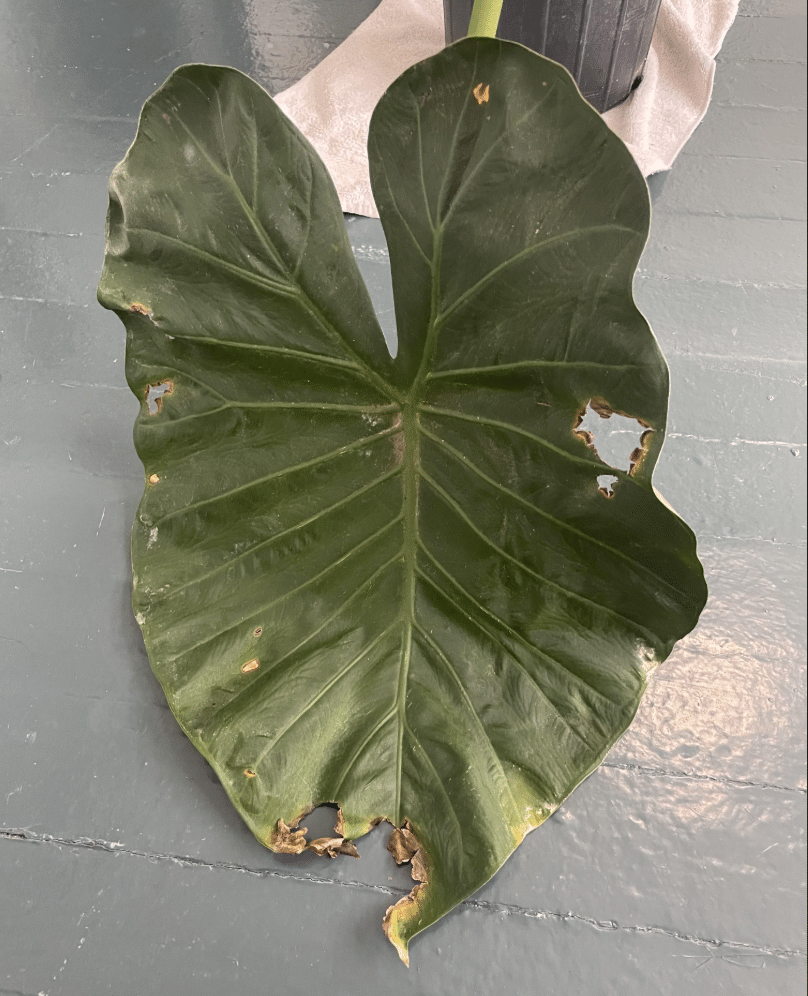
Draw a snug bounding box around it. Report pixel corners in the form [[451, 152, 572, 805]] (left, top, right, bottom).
[[390, 217, 445, 824]]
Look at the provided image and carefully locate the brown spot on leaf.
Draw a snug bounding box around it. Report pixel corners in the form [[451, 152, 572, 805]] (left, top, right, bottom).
[[589, 396, 613, 419], [588, 396, 652, 429], [387, 822, 420, 865], [268, 806, 358, 860], [243, 768, 256, 778], [628, 429, 655, 476], [306, 836, 360, 859], [388, 819, 429, 879], [241, 658, 260, 674], [473, 82, 490, 105], [253, 626, 262, 638], [306, 836, 340, 857], [334, 808, 346, 837], [269, 818, 308, 855], [410, 848, 428, 883], [574, 429, 595, 449], [129, 302, 151, 316]]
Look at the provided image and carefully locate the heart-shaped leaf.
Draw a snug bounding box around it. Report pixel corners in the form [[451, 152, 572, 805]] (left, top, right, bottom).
[[98, 39, 707, 963]]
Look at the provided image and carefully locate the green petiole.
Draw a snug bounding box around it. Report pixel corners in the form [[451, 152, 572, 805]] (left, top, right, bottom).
[[467, 0, 505, 38]]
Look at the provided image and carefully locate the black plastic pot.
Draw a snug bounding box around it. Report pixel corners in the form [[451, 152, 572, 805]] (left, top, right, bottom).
[[443, 0, 662, 112]]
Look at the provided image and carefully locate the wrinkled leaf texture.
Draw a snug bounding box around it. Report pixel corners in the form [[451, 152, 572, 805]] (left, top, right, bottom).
[[98, 38, 707, 963]]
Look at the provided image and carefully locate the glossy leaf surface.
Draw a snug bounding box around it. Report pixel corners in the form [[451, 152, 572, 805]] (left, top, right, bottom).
[[97, 40, 707, 963]]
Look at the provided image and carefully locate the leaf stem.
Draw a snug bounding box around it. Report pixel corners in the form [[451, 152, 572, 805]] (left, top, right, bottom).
[[467, 0, 504, 38]]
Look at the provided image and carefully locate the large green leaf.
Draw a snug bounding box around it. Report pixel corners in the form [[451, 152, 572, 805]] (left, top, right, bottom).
[[98, 39, 707, 963]]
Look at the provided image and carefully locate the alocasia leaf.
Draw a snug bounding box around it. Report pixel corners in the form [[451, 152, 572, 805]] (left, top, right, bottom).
[[97, 39, 707, 963]]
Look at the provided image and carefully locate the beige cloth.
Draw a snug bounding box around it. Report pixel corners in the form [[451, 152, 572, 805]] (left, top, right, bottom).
[[276, 0, 739, 218]]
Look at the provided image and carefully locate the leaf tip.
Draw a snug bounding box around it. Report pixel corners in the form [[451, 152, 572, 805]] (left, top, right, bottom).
[[382, 821, 429, 965], [382, 898, 413, 967]]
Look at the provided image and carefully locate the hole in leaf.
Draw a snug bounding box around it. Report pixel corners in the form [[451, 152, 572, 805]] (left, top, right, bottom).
[[145, 380, 173, 414], [574, 398, 653, 493], [303, 803, 343, 839], [576, 399, 650, 470], [597, 475, 618, 498]]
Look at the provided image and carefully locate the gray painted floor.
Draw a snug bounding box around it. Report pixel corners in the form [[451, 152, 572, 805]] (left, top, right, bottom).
[[1, 0, 805, 993]]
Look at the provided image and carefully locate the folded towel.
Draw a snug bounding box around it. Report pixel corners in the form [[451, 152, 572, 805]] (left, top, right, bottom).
[[276, 0, 739, 217]]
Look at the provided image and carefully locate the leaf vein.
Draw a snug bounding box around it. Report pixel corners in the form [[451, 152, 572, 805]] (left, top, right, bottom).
[[420, 426, 693, 603], [416, 540, 622, 709], [403, 720, 465, 843], [438, 83, 556, 230], [151, 424, 400, 525], [435, 225, 638, 328], [419, 404, 631, 477], [412, 620, 521, 817], [149, 329, 361, 371], [414, 564, 600, 752], [413, 98, 435, 233], [251, 622, 404, 768], [125, 227, 295, 299], [420, 469, 659, 645], [166, 467, 403, 597], [197, 552, 404, 722], [170, 107, 290, 274], [378, 152, 433, 268], [155, 108, 400, 403], [330, 708, 398, 800], [427, 359, 643, 379], [161, 517, 404, 660]]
